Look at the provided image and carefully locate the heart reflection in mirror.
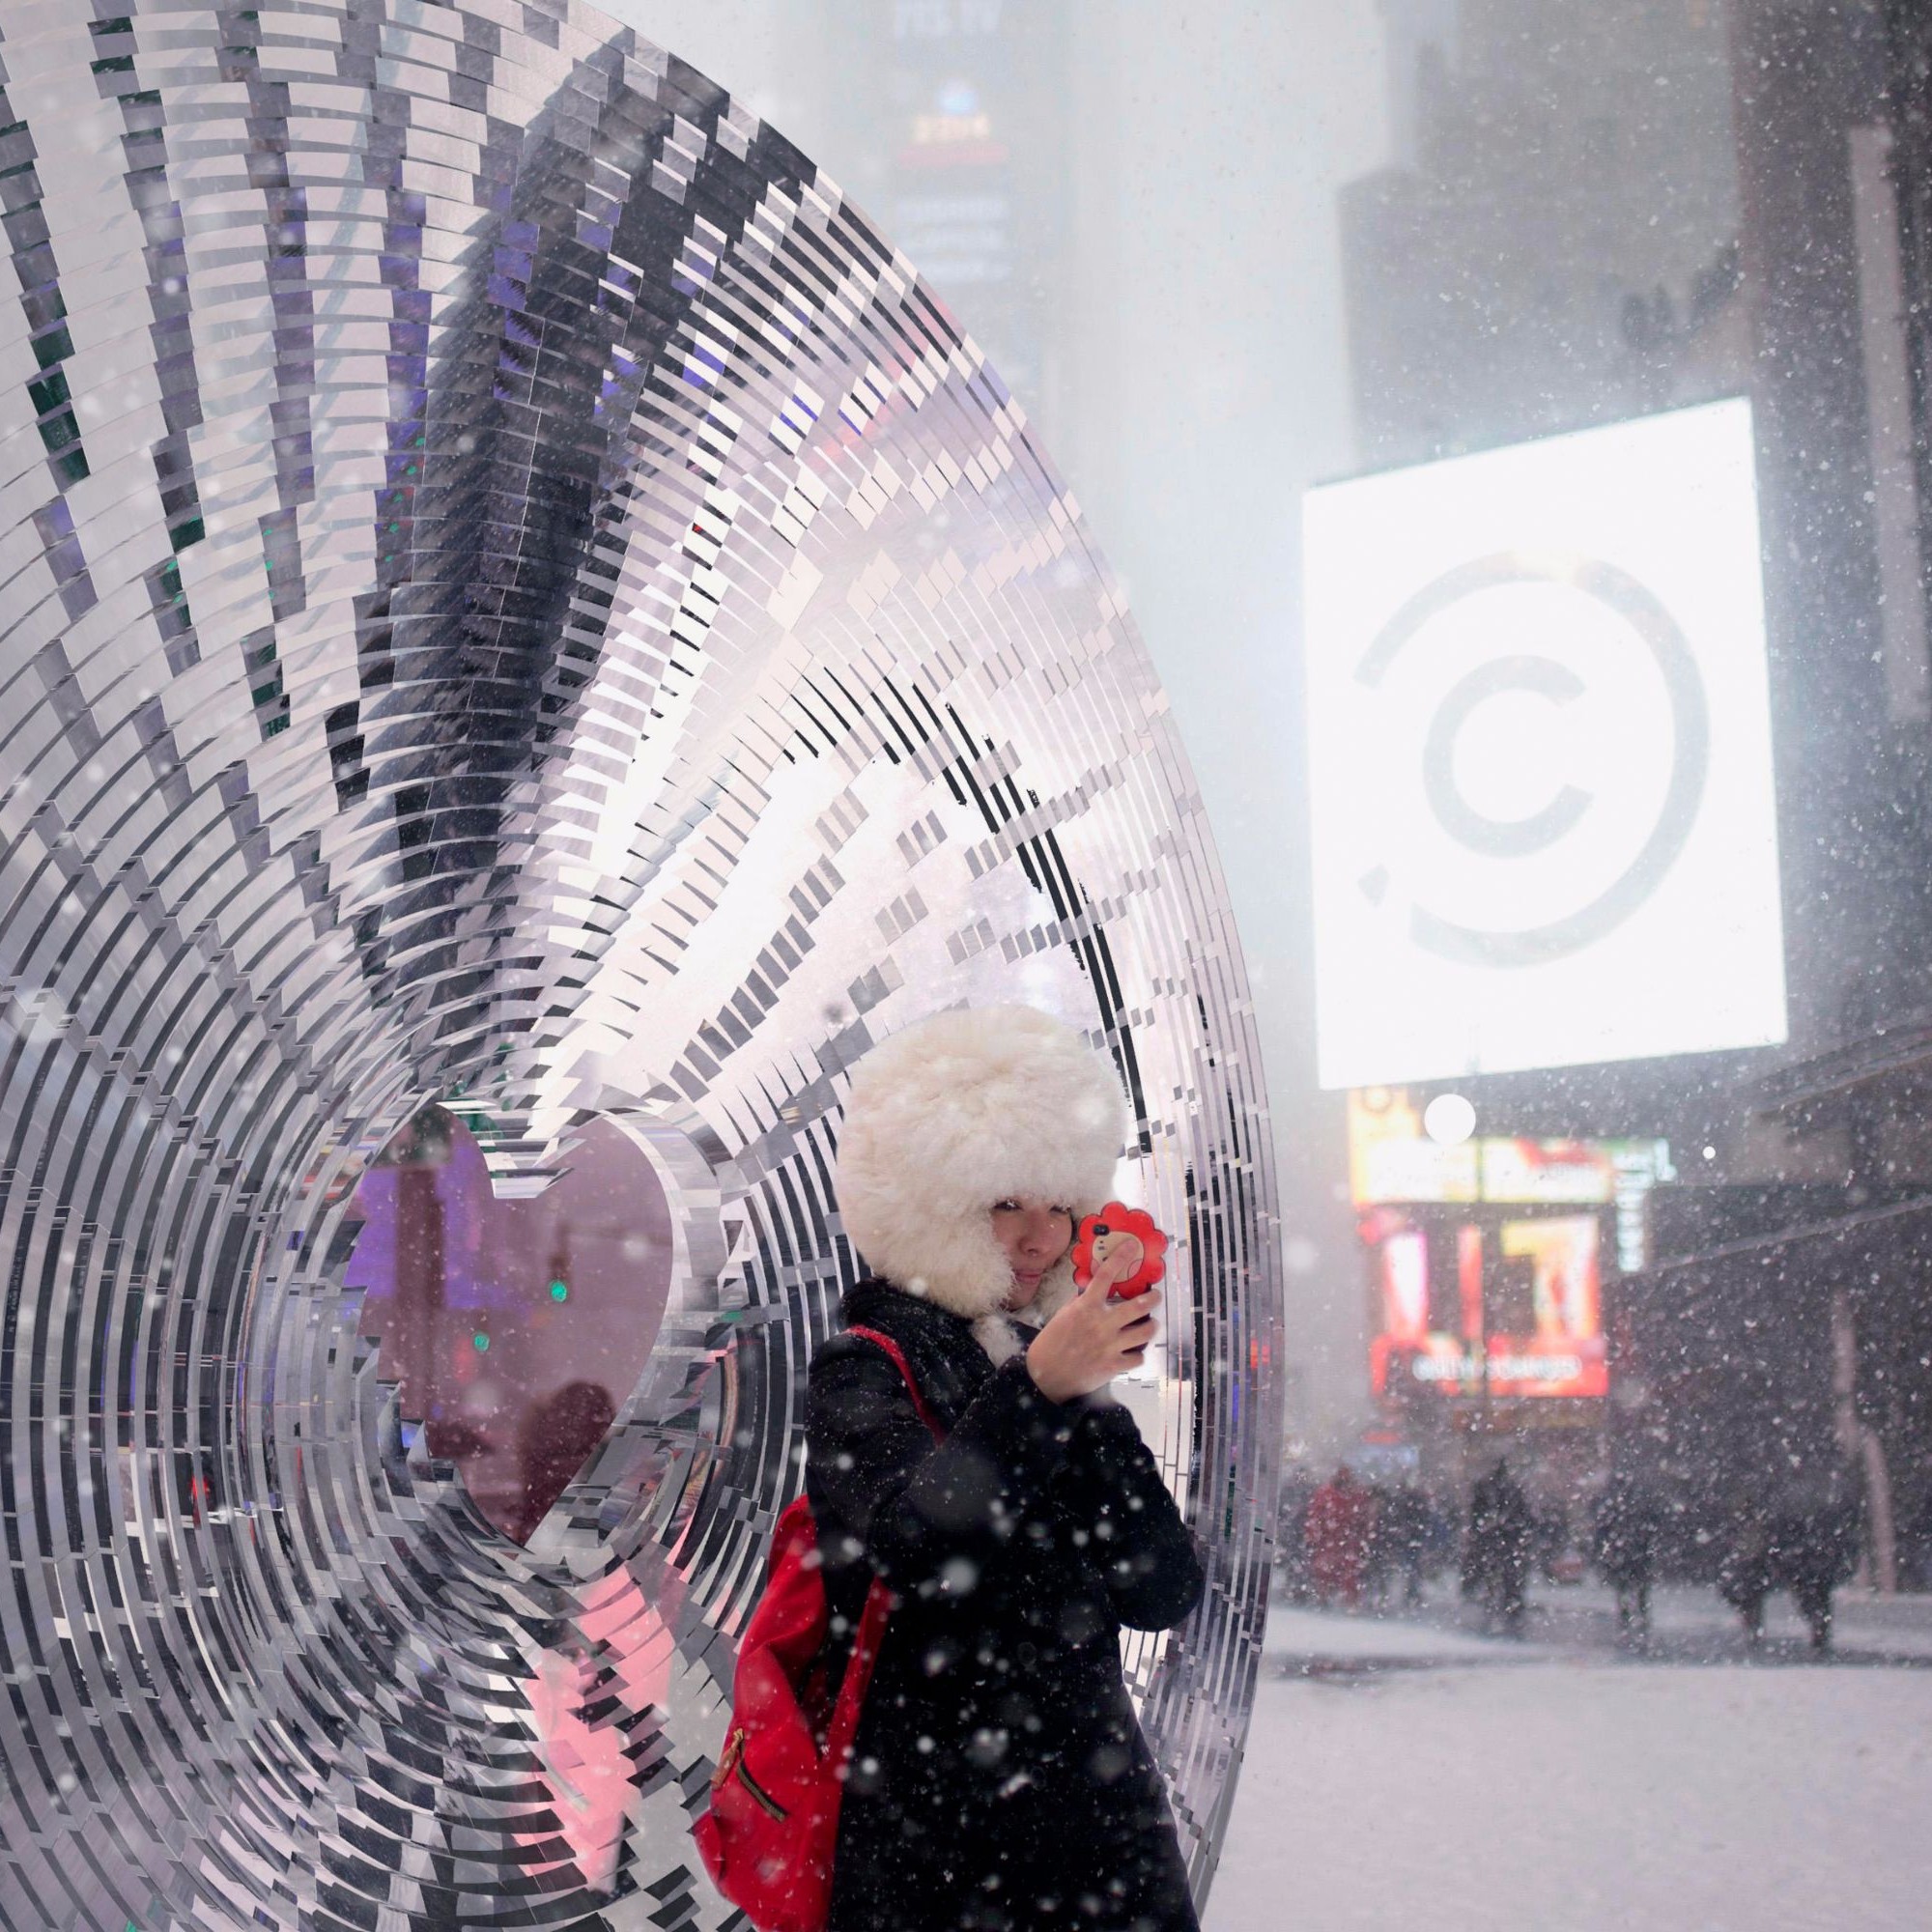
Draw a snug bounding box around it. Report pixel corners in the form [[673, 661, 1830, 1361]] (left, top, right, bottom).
[[348, 1107, 671, 1544]]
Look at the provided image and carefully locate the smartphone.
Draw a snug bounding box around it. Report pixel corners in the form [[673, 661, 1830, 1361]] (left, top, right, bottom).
[[1071, 1203, 1169, 1298]]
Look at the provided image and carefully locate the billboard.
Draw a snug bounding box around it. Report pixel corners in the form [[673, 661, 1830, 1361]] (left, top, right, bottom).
[[1304, 399, 1787, 1088], [1368, 1212, 1607, 1402], [1347, 1086, 1673, 1269], [1347, 1087, 1477, 1205]]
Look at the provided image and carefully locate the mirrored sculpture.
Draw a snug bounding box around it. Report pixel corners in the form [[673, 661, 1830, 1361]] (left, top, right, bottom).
[[0, 2, 1282, 1923]]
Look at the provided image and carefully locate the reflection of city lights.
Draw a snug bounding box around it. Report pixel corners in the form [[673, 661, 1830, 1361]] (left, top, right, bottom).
[[1424, 1093, 1476, 1145]]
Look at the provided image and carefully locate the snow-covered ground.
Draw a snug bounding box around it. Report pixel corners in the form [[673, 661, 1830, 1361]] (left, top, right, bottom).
[[1208, 1584, 1932, 1931]]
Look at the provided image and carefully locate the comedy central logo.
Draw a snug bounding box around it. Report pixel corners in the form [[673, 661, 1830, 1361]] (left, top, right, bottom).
[[1353, 552, 1710, 969]]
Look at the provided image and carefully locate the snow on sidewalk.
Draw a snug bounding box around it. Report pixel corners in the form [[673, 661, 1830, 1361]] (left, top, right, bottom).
[[1208, 1593, 1932, 1931]]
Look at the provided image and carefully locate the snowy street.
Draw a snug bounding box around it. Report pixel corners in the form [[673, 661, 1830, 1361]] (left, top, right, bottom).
[[1209, 1584, 1932, 1931]]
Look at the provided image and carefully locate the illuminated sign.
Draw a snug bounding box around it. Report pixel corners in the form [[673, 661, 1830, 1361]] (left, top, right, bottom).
[[1348, 1087, 1672, 1270], [1480, 1137, 1615, 1203], [1348, 1087, 1477, 1204], [1304, 399, 1787, 1087], [1368, 1212, 1607, 1402]]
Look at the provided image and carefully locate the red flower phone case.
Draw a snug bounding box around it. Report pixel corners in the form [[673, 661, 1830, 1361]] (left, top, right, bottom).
[[1070, 1203, 1168, 1297]]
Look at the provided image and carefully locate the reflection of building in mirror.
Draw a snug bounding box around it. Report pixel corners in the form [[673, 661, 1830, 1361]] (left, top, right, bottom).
[[348, 1109, 673, 1542]]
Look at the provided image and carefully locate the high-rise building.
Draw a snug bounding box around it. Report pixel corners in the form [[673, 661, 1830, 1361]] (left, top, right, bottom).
[[1883, 0, 1932, 668], [1340, 0, 1744, 469], [811, 0, 1071, 422], [1329, 1, 1932, 1551], [1652, 0, 1932, 1592], [1333, 0, 1932, 1102]]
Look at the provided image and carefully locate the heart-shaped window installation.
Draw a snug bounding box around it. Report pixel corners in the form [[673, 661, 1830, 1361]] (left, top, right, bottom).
[[347, 1107, 671, 1543]]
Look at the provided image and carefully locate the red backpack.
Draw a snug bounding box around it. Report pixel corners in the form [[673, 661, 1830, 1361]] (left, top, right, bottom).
[[694, 1325, 940, 1932]]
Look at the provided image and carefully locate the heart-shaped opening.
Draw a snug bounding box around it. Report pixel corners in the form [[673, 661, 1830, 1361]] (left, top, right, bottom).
[[348, 1107, 672, 1543]]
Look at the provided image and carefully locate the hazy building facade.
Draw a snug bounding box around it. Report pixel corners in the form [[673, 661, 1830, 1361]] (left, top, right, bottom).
[[1336, 0, 1932, 1112], [1331, 0, 1932, 1534], [804, 0, 1072, 423], [1341, 0, 1744, 471]]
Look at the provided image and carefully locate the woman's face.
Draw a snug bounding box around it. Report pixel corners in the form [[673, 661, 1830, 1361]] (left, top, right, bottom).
[[989, 1198, 1074, 1310]]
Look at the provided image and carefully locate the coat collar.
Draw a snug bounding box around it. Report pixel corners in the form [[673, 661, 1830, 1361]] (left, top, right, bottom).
[[841, 1277, 1036, 1414]]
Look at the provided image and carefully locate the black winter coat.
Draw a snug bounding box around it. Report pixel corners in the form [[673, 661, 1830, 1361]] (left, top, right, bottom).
[[806, 1279, 1205, 1932]]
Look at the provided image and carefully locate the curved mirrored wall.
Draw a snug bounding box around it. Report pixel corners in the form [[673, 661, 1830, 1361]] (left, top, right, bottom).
[[0, 5, 1282, 1923]]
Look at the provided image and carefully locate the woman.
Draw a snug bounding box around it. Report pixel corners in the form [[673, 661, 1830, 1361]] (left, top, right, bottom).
[[808, 1005, 1205, 1932]]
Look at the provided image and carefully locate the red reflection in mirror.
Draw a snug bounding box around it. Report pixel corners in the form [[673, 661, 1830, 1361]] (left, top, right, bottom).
[[348, 1107, 671, 1542]]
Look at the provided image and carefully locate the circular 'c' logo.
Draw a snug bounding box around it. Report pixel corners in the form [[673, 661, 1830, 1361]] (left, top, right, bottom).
[[1354, 552, 1709, 968]]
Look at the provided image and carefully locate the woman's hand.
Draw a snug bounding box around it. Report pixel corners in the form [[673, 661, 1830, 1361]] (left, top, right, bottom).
[[1025, 1244, 1161, 1403]]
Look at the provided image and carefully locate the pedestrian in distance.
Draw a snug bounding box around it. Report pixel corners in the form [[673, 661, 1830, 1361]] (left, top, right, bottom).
[[1304, 1465, 1376, 1610], [1274, 1472, 1317, 1604], [1591, 1467, 1661, 1648], [1361, 1482, 1397, 1611], [1769, 1464, 1863, 1654], [1718, 1490, 1774, 1647], [806, 1006, 1205, 1932], [1466, 1458, 1535, 1636], [1379, 1480, 1434, 1610]]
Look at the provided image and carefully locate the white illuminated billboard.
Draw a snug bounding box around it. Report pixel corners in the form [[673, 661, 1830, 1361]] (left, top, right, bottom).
[[1303, 399, 1787, 1089]]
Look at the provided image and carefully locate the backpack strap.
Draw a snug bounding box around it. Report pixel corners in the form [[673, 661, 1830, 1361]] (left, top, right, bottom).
[[843, 1323, 944, 1441], [821, 1324, 943, 1771]]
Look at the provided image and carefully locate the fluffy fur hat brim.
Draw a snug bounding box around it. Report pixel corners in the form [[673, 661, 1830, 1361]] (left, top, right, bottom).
[[835, 1005, 1128, 1320]]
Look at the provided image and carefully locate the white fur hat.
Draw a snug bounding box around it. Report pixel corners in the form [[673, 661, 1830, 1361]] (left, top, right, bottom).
[[834, 1005, 1128, 1321]]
